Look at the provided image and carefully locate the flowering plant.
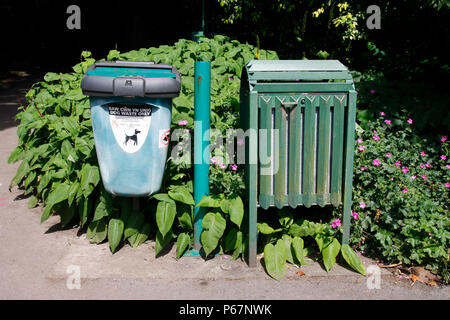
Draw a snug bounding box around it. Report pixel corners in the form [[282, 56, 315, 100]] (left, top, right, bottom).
[[337, 110, 449, 281]]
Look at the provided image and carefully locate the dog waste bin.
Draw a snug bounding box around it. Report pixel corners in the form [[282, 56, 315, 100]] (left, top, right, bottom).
[[81, 61, 181, 197]]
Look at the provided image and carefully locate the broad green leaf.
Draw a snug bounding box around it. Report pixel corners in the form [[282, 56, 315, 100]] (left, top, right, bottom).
[[61, 139, 76, 163], [257, 222, 281, 235], [289, 219, 323, 238], [93, 199, 112, 222], [62, 117, 80, 137], [292, 237, 306, 266], [8, 146, 24, 164], [90, 219, 108, 244], [232, 231, 243, 260], [176, 232, 191, 259], [23, 171, 37, 189], [108, 218, 124, 253], [75, 136, 92, 156], [59, 206, 75, 228], [341, 244, 366, 276], [40, 203, 54, 223], [264, 240, 287, 280], [220, 195, 244, 228], [124, 212, 145, 239], [44, 72, 60, 82], [152, 193, 175, 204], [10, 160, 30, 190], [281, 234, 294, 264], [196, 195, 223, 208], [155, 229, 173, 256], [176, 203, 193, 231], [67, 182, 80, 206], [156, 200, 177, 237], [28, 195, 38, 209], [223, 228, 239, 252], [78, 197, 92, 227], [129, 223, 151, 248], [80, 164, 100, 197], [168, 186, 195, 205], [278, 208, 294, 228], [322, 238, 341, 272], [200, 212, 226, 256], [46, 182, 70, 206]]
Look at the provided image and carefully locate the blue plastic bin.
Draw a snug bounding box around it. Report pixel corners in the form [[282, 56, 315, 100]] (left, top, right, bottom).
[[81, 61, 181, 197]]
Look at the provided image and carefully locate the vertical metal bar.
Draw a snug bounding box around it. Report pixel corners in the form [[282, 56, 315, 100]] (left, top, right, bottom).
[[259, 96, 272, 210], [274, 102, 286, 208], [288, 103, 301, 208], [247, 91, 259, 268], [342, 91, 357, 245], [330, 95, 345, 207], [302, 96, 315, 208], [193, 61, 210, 252], [317, 96, 331, 206]]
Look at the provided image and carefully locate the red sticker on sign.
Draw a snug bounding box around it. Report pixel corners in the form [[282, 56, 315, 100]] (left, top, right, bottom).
[[159, 129, 170, 148]]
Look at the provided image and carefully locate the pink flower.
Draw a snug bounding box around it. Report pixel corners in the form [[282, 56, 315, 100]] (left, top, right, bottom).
[[421, 174, 427, 180], [351, 211, 359, 220], [384, 120, 391, 125], [402, 166, 409, 174], [228, 77, 233, 81], [446, 165, 450, 169], [231, 164, 238, 171], [373, 135, 380, 141], [441, 155, 447, 160], [420, 164, 425, 168], [373, 159, 381, 166], [385, 152, 391, 158], [407, 118, 413, 124], [331, 219, 341, 229], [445, 182, 450, 188], [360, 202, 366, 209], [358, 145, 366, 151], [395, 161, 401, 167], [380, 112, 385, 116], [185, 129, 190, 133], [210, 157, 217, 164], [390, 177, 394, 181], [360, 166, 367, 171], [356, 138, 363, 144], [373, 130, 377, 134], [441, 136, 447, 142], [402, 188, 408, 193], [178, 120, 188, 126], [425, 162, 431, 168], [370, 89, 376, 94], [411, 175, 416, 180], [219, 163, 227, 169], [420, 152, 426, 157]]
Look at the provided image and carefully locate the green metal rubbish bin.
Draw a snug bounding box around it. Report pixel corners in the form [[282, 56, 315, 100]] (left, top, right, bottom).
[[240, 60, 357, 267]]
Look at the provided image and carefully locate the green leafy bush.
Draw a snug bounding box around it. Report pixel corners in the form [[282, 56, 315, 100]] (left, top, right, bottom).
[[336, 110, 449, 281], [8, 35, 277, 258]]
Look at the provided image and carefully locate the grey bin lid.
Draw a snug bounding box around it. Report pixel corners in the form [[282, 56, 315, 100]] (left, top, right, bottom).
[[81, 61, 181, 98]]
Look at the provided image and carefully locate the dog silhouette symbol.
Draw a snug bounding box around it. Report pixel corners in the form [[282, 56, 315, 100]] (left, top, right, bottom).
[[124, 129, 141, 146]]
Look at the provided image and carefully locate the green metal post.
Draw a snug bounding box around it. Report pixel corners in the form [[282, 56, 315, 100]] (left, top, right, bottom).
[[342, 89, 357, 244], [192, 61, 211, 254]]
